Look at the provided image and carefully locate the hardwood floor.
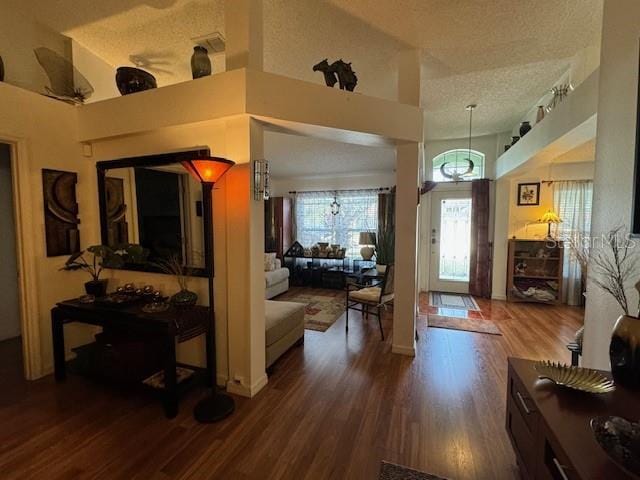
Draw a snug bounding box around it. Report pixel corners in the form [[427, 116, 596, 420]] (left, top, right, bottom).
[[0, 293, 583, 480]]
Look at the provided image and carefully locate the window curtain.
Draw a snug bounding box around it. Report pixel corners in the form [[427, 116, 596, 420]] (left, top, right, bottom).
[[378, 188, 396, 239], [469, 179, 492, 298], [553, 180, 593, 306], [294, 190, 378, 257]]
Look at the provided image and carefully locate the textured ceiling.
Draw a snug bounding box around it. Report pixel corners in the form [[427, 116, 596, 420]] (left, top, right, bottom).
[[21, 0, 603, 141], [265, 131, 395, 178]]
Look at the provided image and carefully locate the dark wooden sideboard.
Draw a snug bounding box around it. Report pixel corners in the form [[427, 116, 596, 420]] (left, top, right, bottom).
[[506, 357, 640, 479]]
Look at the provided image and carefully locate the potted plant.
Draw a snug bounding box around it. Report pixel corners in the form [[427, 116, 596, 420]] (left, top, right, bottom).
[[375, 227, 395, 273], [61, 245, 123, 297], [591, 226, 640, 389], [154, 255, 198, 308]]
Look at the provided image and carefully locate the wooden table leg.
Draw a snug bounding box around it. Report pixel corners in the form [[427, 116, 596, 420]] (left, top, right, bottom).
[[51, 308, 66, 382], [163, 337, 178, 418]]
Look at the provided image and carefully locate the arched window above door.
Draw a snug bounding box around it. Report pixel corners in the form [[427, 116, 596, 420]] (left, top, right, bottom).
[[432, 149, 485, 182]]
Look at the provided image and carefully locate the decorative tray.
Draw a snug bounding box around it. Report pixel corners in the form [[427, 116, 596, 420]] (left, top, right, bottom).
[[534, 360, 615, 393]]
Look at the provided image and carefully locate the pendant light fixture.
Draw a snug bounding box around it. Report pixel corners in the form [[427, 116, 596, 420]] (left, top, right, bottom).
[[439, 104, 477, 182], [330, 192, 340, 215]]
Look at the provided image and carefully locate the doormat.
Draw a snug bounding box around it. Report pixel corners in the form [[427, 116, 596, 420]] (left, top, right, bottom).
[[429, 291, 479, 311], [379, 461, 448, 480], [428, 314, 501, 336]]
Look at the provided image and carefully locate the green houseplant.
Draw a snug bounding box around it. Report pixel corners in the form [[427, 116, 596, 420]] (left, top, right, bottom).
[[61, 245, 123, 297], [375, 227, 395, 273]]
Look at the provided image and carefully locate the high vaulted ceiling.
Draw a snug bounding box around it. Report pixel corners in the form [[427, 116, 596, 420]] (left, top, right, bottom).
[[20, 0, 603, 141]]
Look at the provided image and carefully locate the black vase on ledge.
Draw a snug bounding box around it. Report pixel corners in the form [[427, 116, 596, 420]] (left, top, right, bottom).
[[511, 136, 520, 146], [519, 121, 532, 137], [191, 46, 211, 79], [0, 55, 4, 82]]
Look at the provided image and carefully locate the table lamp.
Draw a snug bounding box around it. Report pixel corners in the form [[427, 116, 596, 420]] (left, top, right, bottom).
[[359, 232, 376, 260], [539, 209, 562, 239]]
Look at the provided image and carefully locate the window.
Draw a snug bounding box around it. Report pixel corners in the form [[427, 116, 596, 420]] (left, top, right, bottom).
[[432, 149, 485, 182], [295, 190, 378, 257]]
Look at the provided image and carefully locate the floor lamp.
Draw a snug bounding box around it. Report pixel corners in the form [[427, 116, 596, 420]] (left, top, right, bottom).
[[181, 155, 236, 423]]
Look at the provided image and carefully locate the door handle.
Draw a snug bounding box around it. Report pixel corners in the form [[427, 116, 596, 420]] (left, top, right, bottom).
[[552, 457, 570, 480], [516, 391, 532, 415]]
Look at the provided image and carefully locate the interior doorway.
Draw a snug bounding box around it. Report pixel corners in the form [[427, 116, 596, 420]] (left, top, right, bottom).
[[429, 190, 472, 294], [0, 142, 23, 383]]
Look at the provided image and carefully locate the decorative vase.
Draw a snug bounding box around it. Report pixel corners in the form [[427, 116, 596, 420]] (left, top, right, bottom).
[[115, 67, 157, 95], [85, 279, 108, 297], [511, 136, 520, 146], [360, 246, 375, 260], [610, 315, 640, 389], [504, 144, 511, 152], [171, 289, 198, 308], [191, 46, 212, 79], [519, 121, 532, 137], [536, 106, 545, 124], [0, 55, 4, 82]]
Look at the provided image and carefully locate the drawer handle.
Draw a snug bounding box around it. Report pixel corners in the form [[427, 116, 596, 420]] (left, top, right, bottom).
[[552, 457, 570, 480], [516, 391, 532, 415]]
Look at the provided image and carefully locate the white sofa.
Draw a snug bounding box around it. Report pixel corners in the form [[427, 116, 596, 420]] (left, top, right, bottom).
[[265, 258, 290, 299], [265, 299, 305, 367]]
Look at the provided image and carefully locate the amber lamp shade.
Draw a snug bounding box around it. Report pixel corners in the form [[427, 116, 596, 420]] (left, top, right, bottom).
[[181, 157, 235, 184]]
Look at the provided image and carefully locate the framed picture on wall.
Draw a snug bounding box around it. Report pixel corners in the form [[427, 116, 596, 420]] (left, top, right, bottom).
[[517, 182, 540, 206]]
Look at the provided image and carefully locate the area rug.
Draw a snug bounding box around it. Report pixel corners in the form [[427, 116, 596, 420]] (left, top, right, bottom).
[[278, 292, 345, 332], [429, 291, 479, 311], [379, 461, 448, 480], [428, 314, 501, 336]]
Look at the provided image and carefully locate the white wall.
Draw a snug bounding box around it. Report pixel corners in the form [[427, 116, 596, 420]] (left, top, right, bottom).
[[270, 171, 395, 196], [0, 143, 20, 341], [0, 0, 72, 94], [71, 40, 119, 103], [583, 0, 640, 369]]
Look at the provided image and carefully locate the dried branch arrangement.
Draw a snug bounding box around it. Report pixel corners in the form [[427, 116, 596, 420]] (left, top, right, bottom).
[[590, 226, 638, 316]]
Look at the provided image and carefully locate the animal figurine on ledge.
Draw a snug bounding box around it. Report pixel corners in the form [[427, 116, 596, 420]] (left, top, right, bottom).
[[312, 58, 358, 92]]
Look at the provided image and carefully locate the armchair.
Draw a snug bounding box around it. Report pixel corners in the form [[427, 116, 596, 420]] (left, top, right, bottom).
[[345, 264, 394, 340]]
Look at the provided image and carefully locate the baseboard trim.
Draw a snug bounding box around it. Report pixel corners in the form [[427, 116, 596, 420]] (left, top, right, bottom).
[[226, 373, 268, 398], [491, 294, 507, 301], [392, 344, 416, 356]]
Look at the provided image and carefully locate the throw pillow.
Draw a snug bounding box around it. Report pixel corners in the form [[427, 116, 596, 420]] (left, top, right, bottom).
[[264, 252, 277, 271]]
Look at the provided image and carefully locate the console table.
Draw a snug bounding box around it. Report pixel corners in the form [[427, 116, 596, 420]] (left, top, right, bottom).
[[506, 357, 640, 479], [52, 299, 213, 418]]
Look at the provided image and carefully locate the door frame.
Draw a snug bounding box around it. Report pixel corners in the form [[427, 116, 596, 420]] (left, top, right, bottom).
[[1, 135, 41, 379], [423, 182, 473, 294]]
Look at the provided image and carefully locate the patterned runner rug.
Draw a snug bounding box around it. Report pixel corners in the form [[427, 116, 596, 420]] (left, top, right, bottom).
[[379, 462, 448, 480]]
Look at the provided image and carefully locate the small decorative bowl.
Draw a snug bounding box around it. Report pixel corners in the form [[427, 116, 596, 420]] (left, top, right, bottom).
[[116, 67, 157, 95], [591, 416, 640, 476], [534, 360, 615, 394]]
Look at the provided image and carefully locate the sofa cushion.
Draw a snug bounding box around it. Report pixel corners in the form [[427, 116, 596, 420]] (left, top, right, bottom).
[[264, 252, 277, 271], [265, 300, 305, 346], [265, 267, 289, 288]]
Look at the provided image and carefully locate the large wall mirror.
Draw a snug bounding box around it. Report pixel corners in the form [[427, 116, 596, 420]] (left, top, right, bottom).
[[97, 149, 210, 277]]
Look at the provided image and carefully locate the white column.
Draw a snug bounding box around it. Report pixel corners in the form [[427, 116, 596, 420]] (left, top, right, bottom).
[[225, 0, 263, 71], [491, 178, 510, 300], [393, 49, 422, 355], [224, 116, 267, 396]]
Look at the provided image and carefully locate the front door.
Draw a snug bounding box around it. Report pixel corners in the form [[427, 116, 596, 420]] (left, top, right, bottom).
[[429, 191, 472, 293]]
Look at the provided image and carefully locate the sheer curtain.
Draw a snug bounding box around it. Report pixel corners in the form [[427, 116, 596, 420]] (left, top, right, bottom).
[[295, 190, 378, 257], [553, 180, 593, 306]]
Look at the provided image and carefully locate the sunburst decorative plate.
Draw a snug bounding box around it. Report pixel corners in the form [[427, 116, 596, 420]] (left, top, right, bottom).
[[534, 360, 615, 393]]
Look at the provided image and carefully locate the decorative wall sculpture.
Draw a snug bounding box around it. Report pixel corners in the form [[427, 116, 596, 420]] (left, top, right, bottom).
[[42, 169, 80, 257], [312, 59, 358, 91]]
